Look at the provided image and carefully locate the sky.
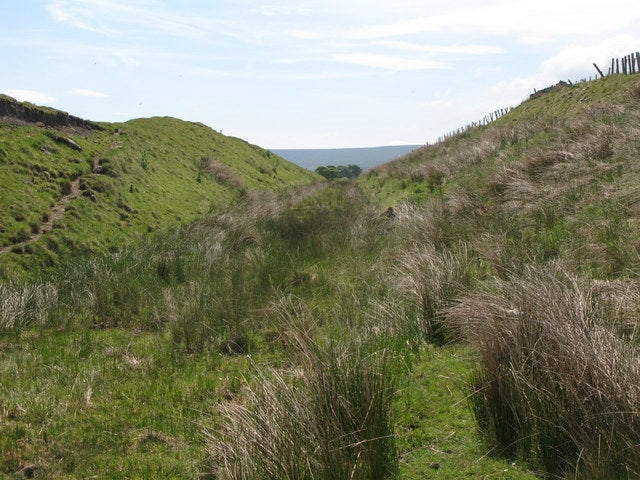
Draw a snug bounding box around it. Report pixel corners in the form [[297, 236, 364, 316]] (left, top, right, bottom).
[[2, 1, 640, 149]]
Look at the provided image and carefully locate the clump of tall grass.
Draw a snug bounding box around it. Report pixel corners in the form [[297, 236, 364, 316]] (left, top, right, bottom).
[[447, 266, 640, 478], [64, 246, 164, 328], [206, 329, 398, 480], [391, 200, 456, 249], [0, 282, 57, 329], [202, 157, 244, 189], [162, 283, 225, 353], [395, 242, 477, 344], [365, 294, 424, 353]]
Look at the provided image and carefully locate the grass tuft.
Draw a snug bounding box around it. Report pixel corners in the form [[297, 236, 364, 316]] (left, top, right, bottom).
[[206, 328, 398, 480], [447, 266, 640, 478]]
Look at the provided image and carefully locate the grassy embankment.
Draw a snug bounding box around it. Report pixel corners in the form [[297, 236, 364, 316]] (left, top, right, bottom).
[[0, 104, 316, 280], [359, 73, 640, 478], [2, 74, 640, 479]]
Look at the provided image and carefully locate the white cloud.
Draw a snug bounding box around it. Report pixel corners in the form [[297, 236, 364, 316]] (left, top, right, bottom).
[[332, 53, 448, 70], [46, 0, 260, 43], [542, 35, 640, 79], [5, 89, 56, 104], [372, 40, 505, 55], [69, 88, 109, 97], [47, 0, 118, 34], [346, 0, 640, 43], [480, 34, 640, 113], [416, 98, 454, 111], [188, 65, 365, 80], [287, 30, 325, 40], [488, 76, 546, 104], [386, 139, 422, 146]]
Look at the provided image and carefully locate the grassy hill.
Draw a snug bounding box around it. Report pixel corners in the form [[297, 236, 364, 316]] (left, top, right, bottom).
[[2, 73, 640, 480], [0, 96, 317, 280], [359, 74, 640, 278], [356, 73, 640, 477]]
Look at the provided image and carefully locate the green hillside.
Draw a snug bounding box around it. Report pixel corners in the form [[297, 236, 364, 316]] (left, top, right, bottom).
[[0, 97, 317, 279], [2, 74, 640, 480], [360, 74, 640, 278]]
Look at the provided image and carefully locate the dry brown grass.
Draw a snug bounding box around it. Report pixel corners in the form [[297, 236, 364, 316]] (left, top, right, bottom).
[[446, 266, 640, 478], [203, 158, 244, 188], [394, 242, 476, 344], [0, 282, 57, 329], [205, 327, 398, 480]]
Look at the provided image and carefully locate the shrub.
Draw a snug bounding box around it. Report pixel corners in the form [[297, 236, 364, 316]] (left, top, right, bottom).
[[60, 179, 72, 196]]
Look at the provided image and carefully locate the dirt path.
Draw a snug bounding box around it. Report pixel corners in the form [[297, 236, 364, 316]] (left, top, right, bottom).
[[0, 178, 81, 254], [0, 136, 120, 254]]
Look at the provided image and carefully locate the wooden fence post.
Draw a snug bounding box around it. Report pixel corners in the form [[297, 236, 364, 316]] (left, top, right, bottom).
[[593, 63, 604, 78]]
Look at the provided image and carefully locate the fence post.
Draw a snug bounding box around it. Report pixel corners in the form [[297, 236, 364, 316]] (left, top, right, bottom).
[[593, 63, 604, 78]]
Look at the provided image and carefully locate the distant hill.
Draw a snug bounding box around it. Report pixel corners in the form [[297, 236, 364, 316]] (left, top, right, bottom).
[[273, 145, 422, 171]]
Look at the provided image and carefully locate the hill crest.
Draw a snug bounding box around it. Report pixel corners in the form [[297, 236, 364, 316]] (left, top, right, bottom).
[[0, 94, 102, 132]]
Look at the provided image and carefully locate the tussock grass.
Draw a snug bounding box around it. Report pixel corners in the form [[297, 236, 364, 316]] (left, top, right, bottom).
[[395, 242, 477, 344], [0, 282, 57, 329], [206, 329, 398, 480], [447, 266, 640, 478], [202, 157, 244, 188]]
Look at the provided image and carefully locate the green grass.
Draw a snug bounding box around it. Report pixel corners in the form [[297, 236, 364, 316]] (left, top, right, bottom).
[[0, 328, 246, 479], [0, 181, 521, 479], [396, 345, 537, 479], [0, 331, 537, 479], [4, 74, 640, 479], [0, 106, 318, 281]]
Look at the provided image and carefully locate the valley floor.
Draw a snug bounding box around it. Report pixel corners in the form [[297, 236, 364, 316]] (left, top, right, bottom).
[[0, 329, 535, 479]]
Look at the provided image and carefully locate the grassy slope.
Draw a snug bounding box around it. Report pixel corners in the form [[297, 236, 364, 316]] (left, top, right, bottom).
[[357, 74, 640, 478], [2, 75, 640, 479], [0, 109, 317, 280], [359, 74, 640, 278]]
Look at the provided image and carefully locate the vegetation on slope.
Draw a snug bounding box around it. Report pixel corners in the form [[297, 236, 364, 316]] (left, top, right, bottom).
[[359, 73, 640, 478], [0, 181, 534, 479], [2, 73, 640, 480], [0, 102, 317, 280]]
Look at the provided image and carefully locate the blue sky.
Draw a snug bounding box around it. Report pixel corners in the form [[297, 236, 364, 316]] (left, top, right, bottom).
[[2, 1, 640, 148]]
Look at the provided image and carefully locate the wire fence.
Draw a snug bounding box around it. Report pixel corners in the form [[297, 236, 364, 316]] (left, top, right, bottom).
[[429, 51, 640, 145]]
